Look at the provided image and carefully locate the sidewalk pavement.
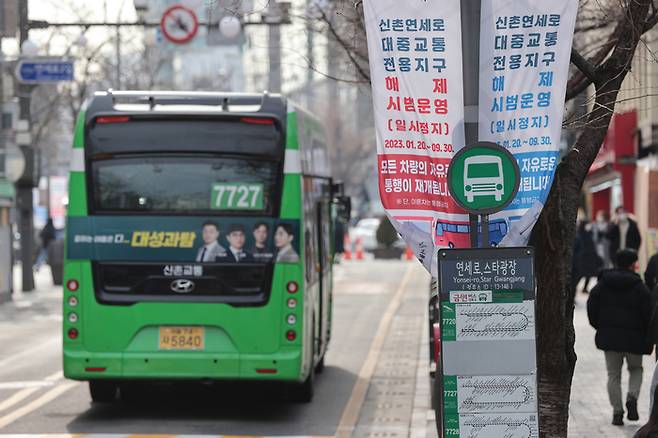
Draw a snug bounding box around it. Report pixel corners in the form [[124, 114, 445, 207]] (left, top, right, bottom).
[[569, 290, 656, 437], [423, 287, 655, 437], [0, 264, 63, 321]]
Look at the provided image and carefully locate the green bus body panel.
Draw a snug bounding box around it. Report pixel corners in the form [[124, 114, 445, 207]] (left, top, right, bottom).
[[73, 110, 85, 149], [64, 261, 304, 380], [286, 111, 299, 150], [67, 172, 87, 216], [62, 102, 328, 384]]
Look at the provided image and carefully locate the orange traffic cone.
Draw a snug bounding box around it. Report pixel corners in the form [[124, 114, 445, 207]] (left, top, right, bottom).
[[405, 246, 414, 260], [355, 237, 365, 260], [343, 233, 352, 260]]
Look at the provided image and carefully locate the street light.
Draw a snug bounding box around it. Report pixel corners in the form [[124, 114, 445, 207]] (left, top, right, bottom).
[[75, 33, 88, 48], [20, 39, 38, 56], [219, 16, 242, 39]]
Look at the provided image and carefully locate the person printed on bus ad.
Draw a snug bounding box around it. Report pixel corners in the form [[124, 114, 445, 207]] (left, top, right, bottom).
[[196, 221, 227, 262], [218, 224, 253, 263], [275, 223, 300, 263], [250, 222, 273, 262], [609, 206, 642, 260]]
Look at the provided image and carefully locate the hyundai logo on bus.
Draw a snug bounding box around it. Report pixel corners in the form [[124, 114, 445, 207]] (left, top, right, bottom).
[[447, 142, 521, 216], [170, 279, 195, 294]]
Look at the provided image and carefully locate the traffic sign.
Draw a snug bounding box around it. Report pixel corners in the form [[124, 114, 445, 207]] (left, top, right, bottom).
[[160, 4, 199, 45], [15, 58, 74, 84], [447, 142, 520, 215]]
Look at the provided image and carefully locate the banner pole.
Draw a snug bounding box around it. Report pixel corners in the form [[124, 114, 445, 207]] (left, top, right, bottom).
[[481, 214, 489, 248], [460, 0, 482, 249]]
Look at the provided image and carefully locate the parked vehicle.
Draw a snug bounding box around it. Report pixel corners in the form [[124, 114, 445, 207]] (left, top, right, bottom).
[[350, 218, 381, 251]]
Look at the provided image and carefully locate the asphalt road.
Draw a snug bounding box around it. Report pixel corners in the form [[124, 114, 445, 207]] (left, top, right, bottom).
[[0, 259, 430, 437]]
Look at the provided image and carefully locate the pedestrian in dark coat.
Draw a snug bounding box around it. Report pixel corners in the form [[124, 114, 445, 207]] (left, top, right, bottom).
[[587, 249, 653, 426], [634, 384, 658, 437], [574, 220, 603, 293], [609, 206, 642, 260], [34, 218, 56, 269], [646, 253, 658, 291]]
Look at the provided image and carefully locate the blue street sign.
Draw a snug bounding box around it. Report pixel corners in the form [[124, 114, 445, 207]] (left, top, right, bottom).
[[15, 59, 74, 84]]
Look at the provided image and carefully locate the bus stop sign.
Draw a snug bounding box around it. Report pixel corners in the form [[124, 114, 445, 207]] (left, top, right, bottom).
[[447, 142, 520, 215]]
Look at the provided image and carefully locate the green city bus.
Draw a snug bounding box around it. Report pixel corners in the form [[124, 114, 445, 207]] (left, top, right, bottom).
[[63, 91, 349, 402]]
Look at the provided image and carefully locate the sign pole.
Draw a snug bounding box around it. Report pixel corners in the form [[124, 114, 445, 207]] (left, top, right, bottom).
[[16, 0, 35, 292], [480, 214, 489, 248], [460, 0, 481, 249]]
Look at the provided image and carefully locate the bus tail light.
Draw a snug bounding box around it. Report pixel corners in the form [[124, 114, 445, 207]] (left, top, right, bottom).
[[68, 296, 78, 307], [286, 330, 297, 341], [286, 281, 299, 294], [68, 313, 78, 323], [287, 298, 297, 309], [85, 367, 106, 372], [68, 328, 79, 340], [287, 314, 296, 325], [96, 116, 130, 124], [240, 117, 274, 125], [66, 279, 79, 292], [256, 369, 277, 374]]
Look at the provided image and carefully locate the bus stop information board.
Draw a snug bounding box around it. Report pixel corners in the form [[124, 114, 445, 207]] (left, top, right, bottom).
[[438, 247, 537, 437]]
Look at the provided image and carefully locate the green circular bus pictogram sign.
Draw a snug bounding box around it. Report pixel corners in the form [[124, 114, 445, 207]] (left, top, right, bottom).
[[447, 142, 520, 215]]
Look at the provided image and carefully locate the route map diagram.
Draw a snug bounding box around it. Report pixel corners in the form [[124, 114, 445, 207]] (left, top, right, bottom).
[[455, 301, 535, 341], [459, 413, 539, 438], [457, 375, 537, 413]]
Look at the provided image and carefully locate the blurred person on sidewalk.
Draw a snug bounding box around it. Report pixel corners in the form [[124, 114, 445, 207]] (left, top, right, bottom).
[[33, 218, 56, 270], [609, 206, 642, 260], [593, 210, 613, 269], [574, 219, 603, 294], [587, 249, 653, 426], [645, 252, 658, 291], [635, 383, 658, 437]]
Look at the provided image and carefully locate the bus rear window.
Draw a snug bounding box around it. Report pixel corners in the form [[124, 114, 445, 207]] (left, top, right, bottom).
[[91, 155, 279, 214]]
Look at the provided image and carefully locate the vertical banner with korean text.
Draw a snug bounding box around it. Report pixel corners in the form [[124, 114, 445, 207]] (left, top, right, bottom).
[[480, 0, 578, 247], [363, 0, 465, 270], [364, 1, 577, 272]]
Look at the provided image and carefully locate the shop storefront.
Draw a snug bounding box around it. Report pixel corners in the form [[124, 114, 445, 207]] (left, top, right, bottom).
[[584, 110, 638, 218]]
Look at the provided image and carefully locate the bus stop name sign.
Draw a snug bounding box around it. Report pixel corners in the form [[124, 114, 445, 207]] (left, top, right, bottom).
[[15, 59, 74, 84], [437, 247, 538, 437]]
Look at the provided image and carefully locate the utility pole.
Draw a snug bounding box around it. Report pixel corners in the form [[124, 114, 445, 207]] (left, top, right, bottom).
[[267, 2, 282, 92], [16, 0, 34, 291], [0, 5, 7, 300]]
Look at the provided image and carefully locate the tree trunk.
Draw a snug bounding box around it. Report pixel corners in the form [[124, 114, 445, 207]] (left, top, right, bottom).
[[533, 1, 653, 436]]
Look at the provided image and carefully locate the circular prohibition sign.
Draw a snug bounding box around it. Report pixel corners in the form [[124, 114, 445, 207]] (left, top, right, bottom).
[[160, 4, 199, 45]]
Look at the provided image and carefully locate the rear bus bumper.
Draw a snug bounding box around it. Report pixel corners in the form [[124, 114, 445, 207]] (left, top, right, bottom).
[[63, 348, 303, 382]]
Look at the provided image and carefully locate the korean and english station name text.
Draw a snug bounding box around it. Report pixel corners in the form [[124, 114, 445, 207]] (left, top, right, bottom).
[[452, 259, 528, 291]]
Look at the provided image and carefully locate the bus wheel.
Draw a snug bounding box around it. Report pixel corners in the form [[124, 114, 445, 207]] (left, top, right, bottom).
[[315, 354, 325, 374], [89, 380, 118, 403], [289, 366, 314, 403]]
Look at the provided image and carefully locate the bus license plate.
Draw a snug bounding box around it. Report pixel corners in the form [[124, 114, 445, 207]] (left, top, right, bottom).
[[159, 327, 205, 350]]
